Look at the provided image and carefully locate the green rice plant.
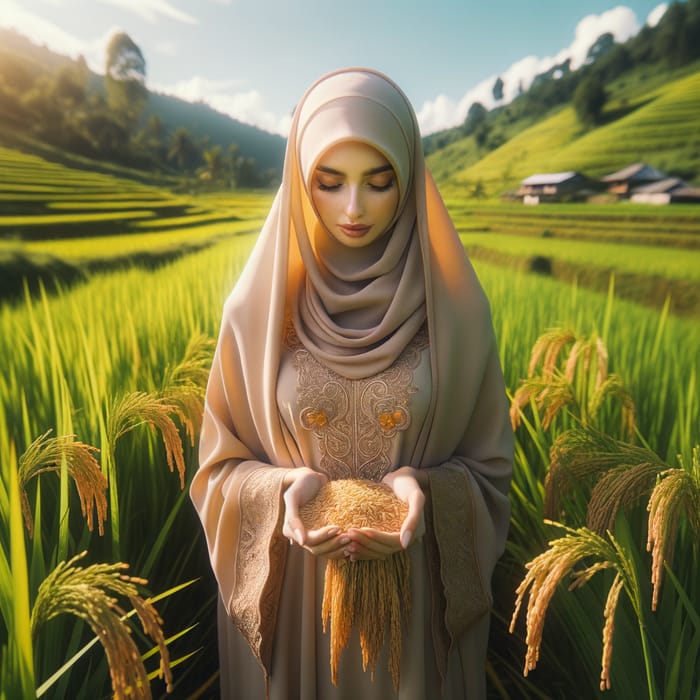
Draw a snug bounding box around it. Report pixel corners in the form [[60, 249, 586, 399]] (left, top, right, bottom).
[[509, 440, 700, 699], [510, 522, 657, 696], [460, 233, 700, 282], [510, 327, 636, 441], [545, 429, 665, 533], [646, 446, 700, 611], [0, 233, 258, 697], [31, 552, 173, 700], [494, 297, 699, 698], [0, 442, 35, 700], [0, 432, 176, 699]]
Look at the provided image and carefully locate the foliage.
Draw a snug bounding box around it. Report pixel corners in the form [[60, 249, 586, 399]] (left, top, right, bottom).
[[0, 30, 280, 183], [507, 322, 699, 698], [574, 74, 608, 126], [105, 32, 147, 124]]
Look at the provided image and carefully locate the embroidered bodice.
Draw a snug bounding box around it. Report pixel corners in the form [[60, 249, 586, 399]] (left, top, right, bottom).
[[278, 325, 431, 481]]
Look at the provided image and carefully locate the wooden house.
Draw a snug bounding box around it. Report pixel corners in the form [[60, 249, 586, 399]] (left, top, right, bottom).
[[630, 177, 686, 204], [600, 163, 667, 196], [517, 171, 593, 204]]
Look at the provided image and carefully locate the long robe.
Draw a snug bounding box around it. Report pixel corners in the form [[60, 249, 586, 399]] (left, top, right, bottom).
[[191, 67, 513, 700], [191, 318, 512, 699]]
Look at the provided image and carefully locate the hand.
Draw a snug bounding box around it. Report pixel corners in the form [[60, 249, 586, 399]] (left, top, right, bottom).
[[343, 467, 425, 561], [282, 468, 349, 559]]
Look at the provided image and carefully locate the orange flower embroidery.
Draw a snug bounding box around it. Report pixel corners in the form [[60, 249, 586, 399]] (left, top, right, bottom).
[[379, 409, 407, 432], [304, 410, 328, 428]]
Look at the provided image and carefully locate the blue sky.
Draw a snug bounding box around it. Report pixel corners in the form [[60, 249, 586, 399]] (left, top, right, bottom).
[[1, 0, 669, 135]]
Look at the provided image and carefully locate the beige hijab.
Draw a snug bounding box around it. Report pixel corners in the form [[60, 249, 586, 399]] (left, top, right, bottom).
[[227, 67, 500, 466], [291, 69, 426, 378]]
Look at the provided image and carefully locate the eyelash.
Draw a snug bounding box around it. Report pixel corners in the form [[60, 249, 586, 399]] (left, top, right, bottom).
[[317, 181, 395, 192]]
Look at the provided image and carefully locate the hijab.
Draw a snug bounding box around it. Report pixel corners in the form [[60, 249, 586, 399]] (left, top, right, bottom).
[[291, 69, 426, 378], [224, 66, 498, 467]]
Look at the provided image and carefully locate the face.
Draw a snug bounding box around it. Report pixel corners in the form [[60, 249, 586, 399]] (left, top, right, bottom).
[[309, 141, 400, 248]]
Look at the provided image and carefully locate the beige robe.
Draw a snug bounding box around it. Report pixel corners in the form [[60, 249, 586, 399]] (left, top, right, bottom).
[[191, 67, 513, 700], [191, 321, 512, 699]]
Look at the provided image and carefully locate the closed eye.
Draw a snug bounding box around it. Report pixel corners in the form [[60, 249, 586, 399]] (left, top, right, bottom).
[[317, 182, 342, 191], [368, 180, 395, 192]]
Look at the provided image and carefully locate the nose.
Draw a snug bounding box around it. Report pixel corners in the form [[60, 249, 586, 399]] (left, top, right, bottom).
[[345, 185, 364, 220]]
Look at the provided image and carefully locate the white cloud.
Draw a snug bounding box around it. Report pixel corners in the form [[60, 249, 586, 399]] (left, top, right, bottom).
[[647, 3, 668, 27], [417, 5, 649, 134], [567, 6, 639, 69], [96, 0, 198, 25], [0, 1, 121, 73], [153, 76, 292, 136]]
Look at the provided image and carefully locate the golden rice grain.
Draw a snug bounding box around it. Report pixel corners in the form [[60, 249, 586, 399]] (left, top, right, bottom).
[[300, 479, 410, 689]]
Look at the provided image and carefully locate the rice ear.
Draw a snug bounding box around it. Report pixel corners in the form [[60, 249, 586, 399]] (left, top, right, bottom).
[[301, 479, 411, 689]]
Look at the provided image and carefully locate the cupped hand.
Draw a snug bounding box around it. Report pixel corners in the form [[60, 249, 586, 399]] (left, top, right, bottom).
[[343, 467, 426, 561], [282, 468, 350, 559]]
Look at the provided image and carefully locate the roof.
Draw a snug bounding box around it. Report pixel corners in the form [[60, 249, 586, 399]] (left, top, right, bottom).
[[601, 162, 667, 183], [520, 171, 581, 186], [671, 186, 700, 199], [632, 177, 688, 194]]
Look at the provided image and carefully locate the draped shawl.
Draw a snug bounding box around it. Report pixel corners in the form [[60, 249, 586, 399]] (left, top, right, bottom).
[[191, 67, 513, 686]]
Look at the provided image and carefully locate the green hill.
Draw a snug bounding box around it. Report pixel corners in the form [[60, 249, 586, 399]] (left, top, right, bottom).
[[429, 62, 700, 197], [0, 28, 285, 177]]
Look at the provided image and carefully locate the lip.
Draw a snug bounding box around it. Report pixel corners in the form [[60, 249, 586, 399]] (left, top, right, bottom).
[[338, 223, 372, 237]]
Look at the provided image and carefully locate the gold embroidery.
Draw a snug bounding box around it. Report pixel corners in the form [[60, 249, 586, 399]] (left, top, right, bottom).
[[288, 326, 428, 481], [230, 468, 287, 671]]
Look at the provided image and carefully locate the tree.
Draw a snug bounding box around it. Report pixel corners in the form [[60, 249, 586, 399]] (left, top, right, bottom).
[[105, 32, 147, 124], [474, 120, 492, 148], [573, 74, 607, 126], [586, 32, 615, 64], [654, 0, 700, 67], [461, 102, 487, 137], [168, 127, 197, 172], [200, 145, 225, 184], [492, 77, 504, 102]]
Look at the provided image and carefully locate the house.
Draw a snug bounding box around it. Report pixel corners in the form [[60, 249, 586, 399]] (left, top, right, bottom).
[[517, 171, 593, 204], [630, 177, 687, 204], [600, 163, 667, 196], [668, 186, 700, 204]]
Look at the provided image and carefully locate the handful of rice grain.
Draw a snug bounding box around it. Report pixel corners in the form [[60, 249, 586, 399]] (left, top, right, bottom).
[[300, 478, 411, 689]]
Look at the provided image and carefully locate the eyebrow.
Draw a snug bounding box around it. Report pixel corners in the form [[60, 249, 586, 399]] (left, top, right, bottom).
[[316, 164, 394, 176]]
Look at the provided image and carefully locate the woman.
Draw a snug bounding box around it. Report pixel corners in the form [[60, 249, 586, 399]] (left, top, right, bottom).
[[191, 67, 513, 699]]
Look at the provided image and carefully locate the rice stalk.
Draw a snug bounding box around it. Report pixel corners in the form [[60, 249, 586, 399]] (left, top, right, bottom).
[[30, 551, 173, 700], [646, 446, 700, 611], [300, 479, 410, 689], [18, 430, 107, 537], [159, 333, 215, 444], [600, 573, 625, 691], [545, 428, 665, 531], [511, 328, 636, 439], [107, 392, 187, 489], [509, 522, 635, 692]]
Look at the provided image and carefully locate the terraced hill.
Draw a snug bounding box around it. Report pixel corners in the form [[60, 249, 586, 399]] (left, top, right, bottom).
[[431, 66, 700, 197], [0, 146, 270, 300]]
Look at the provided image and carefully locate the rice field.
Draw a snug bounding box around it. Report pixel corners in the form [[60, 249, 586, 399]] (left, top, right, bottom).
[[1, 144, 699, 698]]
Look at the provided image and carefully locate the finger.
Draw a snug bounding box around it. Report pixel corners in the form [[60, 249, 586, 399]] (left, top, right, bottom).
[[347, 528, 401, 555], [284, 516, 308, 545], [304, 526, 342, 546], [305, 532, 349, 558], [347, 542, 398, 561], [400, 490, 425, 548]]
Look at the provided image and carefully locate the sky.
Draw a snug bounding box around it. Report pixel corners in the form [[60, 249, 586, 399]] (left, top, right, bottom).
[[0, 0, 670, 136]]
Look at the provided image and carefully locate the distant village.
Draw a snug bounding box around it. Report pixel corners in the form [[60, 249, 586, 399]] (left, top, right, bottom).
[[516, 163, 700, 205]]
